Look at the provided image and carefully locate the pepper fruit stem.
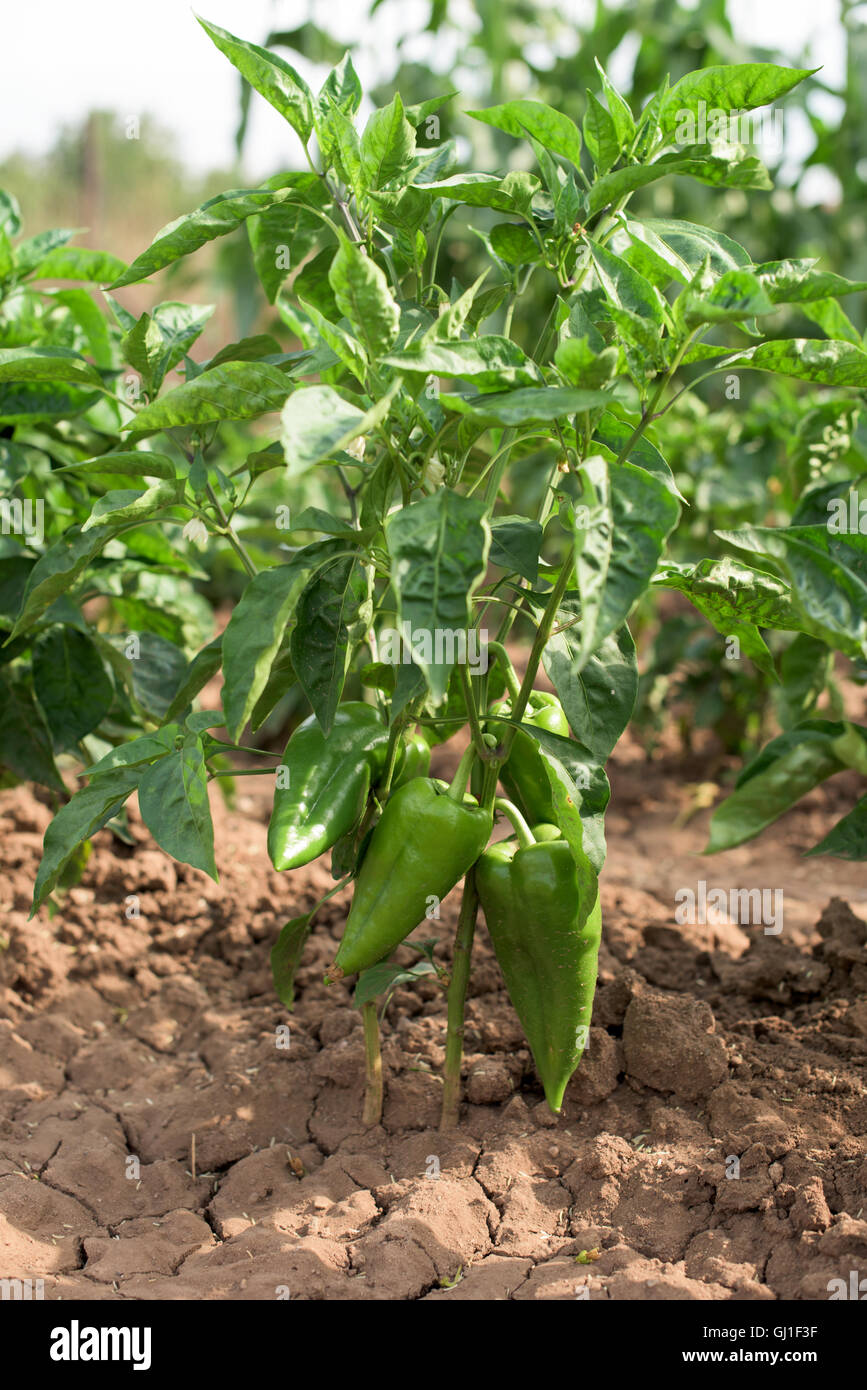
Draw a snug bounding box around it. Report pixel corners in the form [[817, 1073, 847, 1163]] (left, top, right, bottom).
[[440, 868, 478, 1130], [494, 798, 536, 849], [446, 742, 477, 802], [487, 641, 520, 702], [361, 1000, 383, 1126]]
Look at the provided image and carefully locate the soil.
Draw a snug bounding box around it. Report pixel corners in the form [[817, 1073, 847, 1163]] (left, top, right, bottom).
[[1, 730, 866, 1302]]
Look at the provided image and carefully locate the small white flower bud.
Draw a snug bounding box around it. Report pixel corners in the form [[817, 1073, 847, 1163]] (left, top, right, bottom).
[[182, 517, 209, 550]]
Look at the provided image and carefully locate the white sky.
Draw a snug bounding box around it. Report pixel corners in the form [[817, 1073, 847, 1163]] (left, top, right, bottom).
[[0, 0, 849, 178]]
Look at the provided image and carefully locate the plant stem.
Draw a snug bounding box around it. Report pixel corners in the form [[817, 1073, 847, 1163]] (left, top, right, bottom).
[[446, 742, 477, 801], [361, 1000, 383, 1126], [459, 664, 489, 762], [440, 868, 479, 1130], [205, 483, 258, 579], [487, 641, 520, 701], [494, 797, 535, 848]]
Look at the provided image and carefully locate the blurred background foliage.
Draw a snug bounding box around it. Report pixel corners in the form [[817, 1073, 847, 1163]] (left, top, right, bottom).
[[2, 0, 865, 758]]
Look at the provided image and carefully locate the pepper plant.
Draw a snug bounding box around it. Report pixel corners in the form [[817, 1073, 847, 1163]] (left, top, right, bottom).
[[8, 18, 867, 1128]]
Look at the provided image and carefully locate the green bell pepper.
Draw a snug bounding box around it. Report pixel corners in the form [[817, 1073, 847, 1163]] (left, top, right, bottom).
[[332, 747, 492, 977], [496, 691, 570, 827], [268, 702, 389, 871], [476, 807, 601, 1114]]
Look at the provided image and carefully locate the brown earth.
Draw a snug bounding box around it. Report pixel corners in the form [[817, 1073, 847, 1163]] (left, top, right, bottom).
[[1, 733, 866, 1302]]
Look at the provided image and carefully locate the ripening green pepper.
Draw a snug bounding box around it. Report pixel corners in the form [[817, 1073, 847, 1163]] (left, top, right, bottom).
[[393, 729, 432, 789], [268, 703, 388, 871], [497, 691, 570, 827], [476, 814, 601, 1114], [333, 750, 492, 977]]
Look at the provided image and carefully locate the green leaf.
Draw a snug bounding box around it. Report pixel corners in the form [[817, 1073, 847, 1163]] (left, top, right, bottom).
[[659, 62, 815, 137], [31, 765, 142, 912], [271, 914, 315, 1008], [13, 228, 79, 276], [573, 455, 680, 665], [353, 960, 436, 1008], [138, 731, 217, 878], [29, 246, 128, 283], [0, 670, 64, 790], [85, 726, 180, 777], [654, 557, 798, 677], [108, 632, 189, 720], [544, 622, 637, 762], [413, 172, 541, 214], [7, 528, 109, 640], [706, 720, 867, 852], [589, 239, 665, 325], [468, 100, 582, 165], [248, 192, 323, 303], [318, 51, 363, 118], [488, 222, 541, 266], [720, 523, 867, 659], [385, 489, 491, 701], [635, 218, 752, 281], [318, 97, 364, 190], [328, 236, 400, 358], [249, 642, 296, 731], [586, 148, 772, 216], [441, 385, 616, 425], [0, 190, 22, 237], [776, 633, 833, 731], [126, 361, 292, 436], [527, 728, 609, 872], [720, 339, 867, 388], [221, 544, 342, 739], [0, 347, 102, 388], [290, 552, 368, 733], [360, 93, 417, 189], [280, 385, 364, 475], [383, 335, 539, 386], [66, 451, 177, 482], [296, 299, 366, 382], [582, 91, 620, 174], [51, 288, 113, 368], [281, 382, 398, 479], [753, 258, 867, 306], [593, 58, 635, 146], [593, 414, 685, 502], [163, 636, 224, 722], [680, 267, 776, 327], [109, 186, 304, 289], [807, 797, 867, 860], [196, 15, 314, 143], [489, 516, 542, 583], [81, 481, 182, 531], [33, 627, 113, 750]]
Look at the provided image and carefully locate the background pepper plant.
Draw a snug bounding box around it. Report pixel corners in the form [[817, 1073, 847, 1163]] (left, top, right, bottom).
[[9, 17, 867, 1128]]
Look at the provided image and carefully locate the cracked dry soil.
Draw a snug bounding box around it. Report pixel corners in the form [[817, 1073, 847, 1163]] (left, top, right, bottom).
[[1, 736, 866, 1301]]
